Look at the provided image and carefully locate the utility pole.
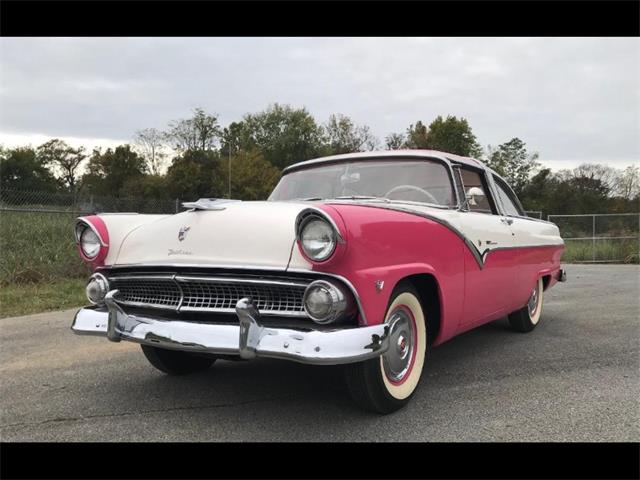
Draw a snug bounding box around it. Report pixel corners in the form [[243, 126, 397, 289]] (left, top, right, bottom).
[[228, 143, 231, 199]]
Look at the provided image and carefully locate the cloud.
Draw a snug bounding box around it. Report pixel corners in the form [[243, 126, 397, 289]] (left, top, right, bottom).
[[0, 37, 638, 169]]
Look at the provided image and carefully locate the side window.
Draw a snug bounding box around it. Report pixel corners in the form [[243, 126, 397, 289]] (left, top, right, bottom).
[[459, 167, 495, 214], [493, 177, 524, 216]]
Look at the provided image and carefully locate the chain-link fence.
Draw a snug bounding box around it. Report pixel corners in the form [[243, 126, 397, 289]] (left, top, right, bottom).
[[0, 189, 188, 285], [548, 213, 640, 263], [1, 190, 639, 285], [0, 189, 182, 214]]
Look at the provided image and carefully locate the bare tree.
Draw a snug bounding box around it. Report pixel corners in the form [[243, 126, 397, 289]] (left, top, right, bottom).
[[165, 108, 222, 152], [134, 128, 167, 175], [385, 132, 405, 150], [615, 165, 640, 199]]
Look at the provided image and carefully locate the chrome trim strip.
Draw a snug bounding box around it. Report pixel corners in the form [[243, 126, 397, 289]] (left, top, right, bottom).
[[174, 275, 309, 288], [71, 297, 391, 366], [97, 263, 296, 272]]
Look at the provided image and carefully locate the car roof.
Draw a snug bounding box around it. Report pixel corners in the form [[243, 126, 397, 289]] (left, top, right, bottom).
[[282, 149, 488, 174]]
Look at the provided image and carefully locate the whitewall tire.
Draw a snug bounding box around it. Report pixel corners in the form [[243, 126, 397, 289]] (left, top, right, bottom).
[[508, 277, 544, 333], [344, 282, 427, 414]]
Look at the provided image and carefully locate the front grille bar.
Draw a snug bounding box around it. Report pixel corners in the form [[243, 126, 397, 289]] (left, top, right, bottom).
[[108, 274, 310, 317]]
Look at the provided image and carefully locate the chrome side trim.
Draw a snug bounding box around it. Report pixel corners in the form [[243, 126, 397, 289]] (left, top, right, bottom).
[[72, 297, 391, 366]]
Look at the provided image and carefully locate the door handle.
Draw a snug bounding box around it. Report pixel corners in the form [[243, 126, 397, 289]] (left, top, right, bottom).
[[501, 218, 514, 225], [485, 240, 498, 245]]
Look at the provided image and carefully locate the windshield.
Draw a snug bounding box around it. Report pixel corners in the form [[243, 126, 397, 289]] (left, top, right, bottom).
[[269, 159, 455, 207]]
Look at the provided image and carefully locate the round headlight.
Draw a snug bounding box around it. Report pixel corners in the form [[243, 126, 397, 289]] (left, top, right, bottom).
[[303, 280, 355, 324], [299, 217, 337, 261], [86, 273, 109, 305], [80, 227, 101, 259]]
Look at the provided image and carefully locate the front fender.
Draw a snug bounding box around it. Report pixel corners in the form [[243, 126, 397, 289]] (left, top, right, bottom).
[[297, 204, 467, 344]]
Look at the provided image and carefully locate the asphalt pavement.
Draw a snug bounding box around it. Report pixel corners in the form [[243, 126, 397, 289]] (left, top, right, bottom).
[[1, 264, 638, 441]]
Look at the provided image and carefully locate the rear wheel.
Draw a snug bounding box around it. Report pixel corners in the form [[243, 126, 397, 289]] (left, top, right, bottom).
[[508, 277, 544, 333], [141, 345, 216, 375], [344, 282, 427, 414]]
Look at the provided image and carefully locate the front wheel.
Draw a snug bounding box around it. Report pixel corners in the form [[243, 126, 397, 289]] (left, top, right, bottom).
[[508, 277, 544, 333], [141, 345, 216, 375], [344, 283, 427, 414]]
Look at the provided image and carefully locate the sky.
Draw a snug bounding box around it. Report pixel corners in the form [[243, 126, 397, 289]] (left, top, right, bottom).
[[1, 37, 638, 171]]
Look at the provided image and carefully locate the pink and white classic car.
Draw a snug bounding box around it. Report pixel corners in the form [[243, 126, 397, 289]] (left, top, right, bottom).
[[72, 150, 566, 413]]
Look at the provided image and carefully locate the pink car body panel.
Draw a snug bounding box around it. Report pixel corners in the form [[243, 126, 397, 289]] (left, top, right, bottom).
[[306, 204, 563, 346]]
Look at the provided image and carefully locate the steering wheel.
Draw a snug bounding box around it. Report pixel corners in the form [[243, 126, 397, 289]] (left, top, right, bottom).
[[384, 185, 439, 204]]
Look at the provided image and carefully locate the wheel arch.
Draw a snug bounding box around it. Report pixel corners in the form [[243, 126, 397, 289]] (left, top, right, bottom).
[[394, 273, 442, 345]]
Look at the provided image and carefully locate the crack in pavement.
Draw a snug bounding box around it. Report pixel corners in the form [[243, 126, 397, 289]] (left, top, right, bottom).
[[0, 394, 293, 432]]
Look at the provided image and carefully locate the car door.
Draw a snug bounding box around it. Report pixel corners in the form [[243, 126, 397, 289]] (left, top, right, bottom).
[[456, 166, 518, 325], [490, 174, 561, 311]]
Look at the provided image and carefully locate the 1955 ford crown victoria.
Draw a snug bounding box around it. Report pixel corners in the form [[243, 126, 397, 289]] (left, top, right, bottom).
[[72, 150, 566, 413]]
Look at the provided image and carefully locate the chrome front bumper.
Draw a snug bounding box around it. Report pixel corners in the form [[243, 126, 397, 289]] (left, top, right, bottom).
[[71, 291, 390, 365]]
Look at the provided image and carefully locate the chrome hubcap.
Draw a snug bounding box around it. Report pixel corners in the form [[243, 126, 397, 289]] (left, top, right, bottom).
[[528, 285, 539, 317], [382, 309, 415, 383]]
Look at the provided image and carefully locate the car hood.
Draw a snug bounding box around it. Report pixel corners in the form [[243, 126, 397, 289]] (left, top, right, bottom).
[[112, 201, 312, 270]]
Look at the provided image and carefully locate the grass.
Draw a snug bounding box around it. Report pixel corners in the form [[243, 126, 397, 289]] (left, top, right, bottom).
[[0, 211, 89, 285], [0, 278, 86, 318], [563, 238, 639, 263]]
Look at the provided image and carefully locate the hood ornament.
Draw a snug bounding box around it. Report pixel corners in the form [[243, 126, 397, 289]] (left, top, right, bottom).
[[181, 198, 242, 211], [178, 226, 191, 241]]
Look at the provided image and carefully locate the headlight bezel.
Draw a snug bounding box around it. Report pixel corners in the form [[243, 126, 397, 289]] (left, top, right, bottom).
[[85, 272, 110, 305], [74, 219, 108, 261], [295, 210, 343, 263], [302, 279, 355, 324]]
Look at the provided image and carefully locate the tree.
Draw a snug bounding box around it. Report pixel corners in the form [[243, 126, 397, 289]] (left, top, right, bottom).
[[36, 139, 86, 192], [165, 108, 222, 152], [322, 114, 378, 155], [164, 149, 223, 200], [81, 145, 147, 196], [0, 146, 58, 193], [385, 132, 406, 150], [232, 103, 325, 169], [134, 128, 167, 175], [615, 165, 640, 200], [485, 137, 540, 195], [215, 149, 281, 200], [404, 121, 429, 149], [424, 115, 483, 157]]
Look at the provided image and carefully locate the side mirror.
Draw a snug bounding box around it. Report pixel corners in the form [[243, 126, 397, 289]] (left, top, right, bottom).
[[466, 187, 485, 206]]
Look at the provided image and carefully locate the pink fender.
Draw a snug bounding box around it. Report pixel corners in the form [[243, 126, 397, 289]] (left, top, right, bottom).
[[76, 215, 110, 270], [308, 204, 466, 346]]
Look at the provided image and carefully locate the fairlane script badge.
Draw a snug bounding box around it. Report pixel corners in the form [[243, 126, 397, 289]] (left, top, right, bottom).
[[168, 249, 193, 256], [178, 226, 191, 241]]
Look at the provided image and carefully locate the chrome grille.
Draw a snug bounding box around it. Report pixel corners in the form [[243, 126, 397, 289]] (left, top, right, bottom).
[[109, 275, 309, 316]]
